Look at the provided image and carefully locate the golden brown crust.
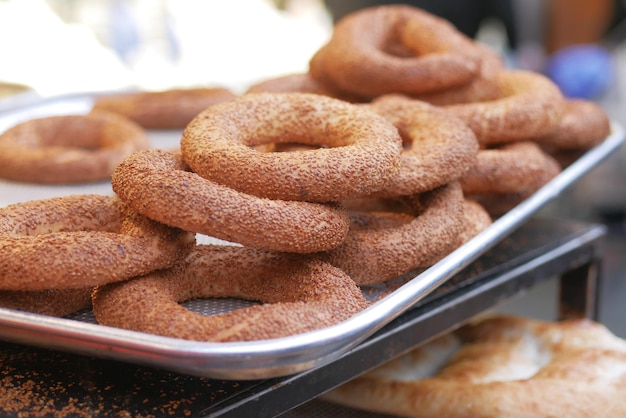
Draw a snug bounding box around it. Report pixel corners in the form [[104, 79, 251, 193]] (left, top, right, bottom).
[[460, 141, 563, 195], [245, 73, 361, 102], [111, 149, 351, 253], [366, 94, 479, 196], [324, 315, 626, 418], [246, 73, 332, 96], [444, 70, 566, 145], [309, 5, 485, 99], [457, 199, 492, 245], [0, 194, 195, 290], [413, 42, 505, 105], [0, 112, 149, 184], [466, 147, 561, 218], [180, 92, 402, 202], [534, 99, 611, 151], [0, 287, 93, 317], [92, 245, 370, 342], [92, 87, 237, 129], [322, 182, 466, 284], [400, 198, 492, 274]]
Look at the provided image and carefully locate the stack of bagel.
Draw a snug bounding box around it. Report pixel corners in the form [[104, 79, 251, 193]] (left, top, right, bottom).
[[0, 5, 613, 343], [249, 4, 611, 216]]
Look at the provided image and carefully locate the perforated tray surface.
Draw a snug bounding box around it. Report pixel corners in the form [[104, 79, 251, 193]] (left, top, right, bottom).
[[0, 92, 623, 380]]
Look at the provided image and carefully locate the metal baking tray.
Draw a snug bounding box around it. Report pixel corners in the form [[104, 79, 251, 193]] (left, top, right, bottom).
[[0, 92, 623, 380]]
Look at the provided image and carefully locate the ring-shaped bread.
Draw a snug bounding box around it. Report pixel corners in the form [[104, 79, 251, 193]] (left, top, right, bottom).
[[309, 5, 485, 99], [0, 194, 195, 290], [459, 141, 562, 195], [414, 43, 505, 105], [455, 199, 492, 247], [444, 70, 566, 145], [468, 163, 559, 217], [534, 99, 611, 151], [0, 111, 149, 184], [92, 87, 237, 129], [323, 182, 466, 284], [324, 315, 626, 418], [245, 73, 360, 102], [246, 73, 332, 94], [467, 161, 561, 219], [366, 94, 479, 196], [0, 287, 93, 317], [92, 244, 370, 342], [180, 92, 402, 202], [111, 149, 351, 253], [360, 198, 492, 297]]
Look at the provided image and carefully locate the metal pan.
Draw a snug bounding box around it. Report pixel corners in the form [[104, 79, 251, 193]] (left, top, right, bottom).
[[0, 93, 623, 380]]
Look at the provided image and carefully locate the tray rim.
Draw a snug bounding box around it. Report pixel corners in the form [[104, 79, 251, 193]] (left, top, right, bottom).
[[0, 93, 623, 380]]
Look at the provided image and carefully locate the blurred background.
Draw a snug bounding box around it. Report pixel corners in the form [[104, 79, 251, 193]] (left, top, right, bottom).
[[0, 0, 334, 94], [0, 0, 625, 334], [1, 0, 623, 96]]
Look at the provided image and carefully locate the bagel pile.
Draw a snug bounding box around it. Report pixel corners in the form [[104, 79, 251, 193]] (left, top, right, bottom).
[[0, 5, 613, 343], [249, 4, 611, 216], [323, 315, 626, 417]]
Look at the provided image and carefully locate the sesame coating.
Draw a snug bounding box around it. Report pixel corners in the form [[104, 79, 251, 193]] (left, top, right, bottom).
[[444, 70, 566, 145], [92, 87, 237, 130], [92, 245, 370, 342], [246, 73, 333, 96], [111, 149, 351, 253], [533, 99, 611, 151], [0, 112, 149, 184], [180, 92, 403, 202], [460, 141, 562, 195], [321, 182, 466, 284], [0, 287, 93, 317], [366, 94, 479, 196], [467, 154, 562, 219], [0, 194, 195, 290], [308, 5, 484, 99], [414, 42, 504, 106], [245, 72, 364, 103], [456, 199, 493, 246]]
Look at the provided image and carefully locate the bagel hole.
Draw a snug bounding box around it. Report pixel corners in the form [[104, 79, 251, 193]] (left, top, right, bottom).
[[181, 298, 260, 316], [382, 40, 417, 58], [44, 119, 107, 149], [395, 124, 415, 151], [381, 25, 417, 58], [68, 298, 261, 324]]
